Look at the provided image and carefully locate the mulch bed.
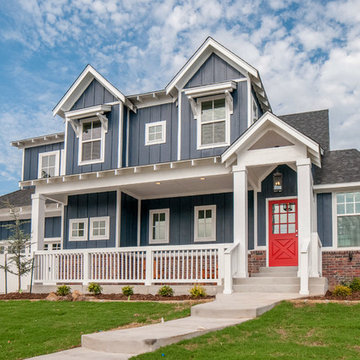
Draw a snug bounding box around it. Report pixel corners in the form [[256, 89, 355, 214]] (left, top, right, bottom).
[[0, 292, 214, 301], [307, 290, 360, 301]]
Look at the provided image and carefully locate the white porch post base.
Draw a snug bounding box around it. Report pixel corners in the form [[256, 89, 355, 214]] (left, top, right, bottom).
[[233, 165, 248, 278], [223, 253, 233, 294], [31, 193, 46, 253]]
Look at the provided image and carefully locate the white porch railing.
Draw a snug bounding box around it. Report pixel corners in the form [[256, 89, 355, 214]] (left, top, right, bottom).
[[223, 242, 239, 294], [33, 244, 229, 286]]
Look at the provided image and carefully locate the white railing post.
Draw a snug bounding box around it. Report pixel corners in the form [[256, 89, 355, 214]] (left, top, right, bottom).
[[223, 251, 233, 294], [83, 253, 89, 285], [217, 247, 225, 286], [310, 233, 320, 277], [145, 249, 152, 286], [300, 250, 309, 295]]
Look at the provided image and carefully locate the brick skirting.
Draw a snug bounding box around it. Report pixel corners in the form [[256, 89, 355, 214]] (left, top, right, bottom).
[[322, 250, 360, 288], [248, 250, 266, 276]]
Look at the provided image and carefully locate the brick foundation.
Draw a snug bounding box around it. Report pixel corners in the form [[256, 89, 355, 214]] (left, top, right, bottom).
[[322, 250, 360, 288], [248, 250, 266, 276]]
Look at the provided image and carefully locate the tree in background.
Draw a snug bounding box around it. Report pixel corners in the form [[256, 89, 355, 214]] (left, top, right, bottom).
[[0, 201, 33, 292]]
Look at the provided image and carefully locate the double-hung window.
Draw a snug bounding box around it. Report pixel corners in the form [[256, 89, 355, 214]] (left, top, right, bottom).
[[38, 151, 60, 178], [336, 192, 360, 247], [145, 121, 166, 145], [90, 216, 110, 240], [69, 219, 88, 241], [79, 119, 103, 164], [194, 205, 216, 242], [149, 209, 169, 244], [198, 97, 229, 149]]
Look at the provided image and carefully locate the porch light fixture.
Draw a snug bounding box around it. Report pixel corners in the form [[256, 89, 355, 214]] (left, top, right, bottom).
[[156, 182, 161, 185], [200, 177, 205, 180], [273, 171, 283, 193]]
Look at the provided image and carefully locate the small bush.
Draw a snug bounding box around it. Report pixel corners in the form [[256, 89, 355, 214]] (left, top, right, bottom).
[[189, 285, 207, 298], [333, 285, 352, 297], [350, 278, 360, 292], [56, 285, 71, 296], [122, 286, 134, 297], [88, 282, 102, 295], [158, 285, 174, 297]]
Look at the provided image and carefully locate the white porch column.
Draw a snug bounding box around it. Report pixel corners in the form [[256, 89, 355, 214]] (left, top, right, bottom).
[[296, 158, 313, 295], [31, 193, 46, 253], [233, 165, 248, 278]]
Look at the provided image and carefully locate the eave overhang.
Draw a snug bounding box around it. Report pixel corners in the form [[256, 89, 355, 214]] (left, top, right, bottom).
[[11, 132, 65, 149]]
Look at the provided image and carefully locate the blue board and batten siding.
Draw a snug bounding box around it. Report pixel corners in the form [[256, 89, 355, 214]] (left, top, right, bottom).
[[317, 193, 333, 247], [65, 105, 119, 175], [181, 53, 248, 160], [45, 217, 62, 238], [120, 192, 138, 247], [23, 143, 64, 181], [63, 191, 116, 249], [127, 103, 178, 167]]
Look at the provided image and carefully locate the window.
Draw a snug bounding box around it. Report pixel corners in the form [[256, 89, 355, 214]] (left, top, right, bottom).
[[38, 151, 60, 179], [44, 242, 61, 251], [79, 119, 104, 164], [145, 121, 166, 145], [336, 192, 360, 247], [198, 97, 229, 149], [149, 209, 169, 244], [69, 219, 88, 241], [194, 205, 216, 242], [90, 216, 110, 240]]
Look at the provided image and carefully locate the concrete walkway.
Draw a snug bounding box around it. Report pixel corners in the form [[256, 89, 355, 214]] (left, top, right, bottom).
[[29, 292, 302, 360]]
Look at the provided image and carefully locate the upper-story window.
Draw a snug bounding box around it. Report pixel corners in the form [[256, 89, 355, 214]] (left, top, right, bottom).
[[79, 118, 104, 165], [145, 121, 166, 146], [197, 96, 230, 149], [38, 151, 60, 179], [336, 192, 360, 248]]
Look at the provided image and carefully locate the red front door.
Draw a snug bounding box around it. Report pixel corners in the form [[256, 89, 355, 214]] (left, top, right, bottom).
[[269, 199, 298, 267]]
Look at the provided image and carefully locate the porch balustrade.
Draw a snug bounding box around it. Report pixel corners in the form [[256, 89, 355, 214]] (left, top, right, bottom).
[[33, 244, 229, 286]]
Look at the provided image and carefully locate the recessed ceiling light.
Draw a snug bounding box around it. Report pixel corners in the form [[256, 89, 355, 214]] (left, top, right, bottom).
[[156, 182, 161, 185], [200, 177, 205, 180]]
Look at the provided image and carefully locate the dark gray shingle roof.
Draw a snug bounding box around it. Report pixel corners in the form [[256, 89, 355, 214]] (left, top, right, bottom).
[[279, 109, 330, 151], [314, 149, 360, 185], [0, 188, 35, 209]]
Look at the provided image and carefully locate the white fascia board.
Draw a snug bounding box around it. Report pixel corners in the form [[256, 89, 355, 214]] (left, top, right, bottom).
[[222, 112, 321, 165], [166, 38, 258, 95], [65, 105, 112, 120], [11, 133, 65, 149], [184, 81, 236, 97], [53, 65, 133, 118], [314, 182, 360, 192]]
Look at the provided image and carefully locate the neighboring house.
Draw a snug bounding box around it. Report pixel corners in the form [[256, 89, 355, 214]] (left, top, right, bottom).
[[2, 37, 360, 294]]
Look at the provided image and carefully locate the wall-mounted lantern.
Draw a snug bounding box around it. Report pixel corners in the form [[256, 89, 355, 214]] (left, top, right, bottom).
[[273, 171, 283, 193]]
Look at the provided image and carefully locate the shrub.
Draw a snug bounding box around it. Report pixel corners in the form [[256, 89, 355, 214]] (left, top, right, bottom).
[[189, 285, 207, 298], [56, 285, 71, 296], [122, 286, 134, 297], [350, 278, 360, 292], [158, 285, 174, 297], [333, 285, 352, 297], [88, 282, 102, 295]]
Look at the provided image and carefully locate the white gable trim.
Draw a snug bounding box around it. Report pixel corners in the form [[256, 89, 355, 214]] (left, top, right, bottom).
[[221, 111, 322, 167], [53, 65, 135, 118]]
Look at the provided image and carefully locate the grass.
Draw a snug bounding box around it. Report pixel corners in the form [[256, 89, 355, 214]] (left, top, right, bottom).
[[0, 300, 192, 360], [135, 302, 360, 360]]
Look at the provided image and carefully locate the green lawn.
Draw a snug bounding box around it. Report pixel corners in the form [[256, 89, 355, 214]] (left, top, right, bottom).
[[0, 300, 192, 360], [135, 302, 360, 360]]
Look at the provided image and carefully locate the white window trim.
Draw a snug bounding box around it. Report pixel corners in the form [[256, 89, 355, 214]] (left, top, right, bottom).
[[89, 216, 110, 241], [145, 121, 166, 146], [78, 117, 105, 166], [69, 218, 88, 242], [332, 191, 360, 250], [38, 150, 60, 179], [149, 208, 170, 244], [196, 95, 231, 150], [194, 205, 216, 242]]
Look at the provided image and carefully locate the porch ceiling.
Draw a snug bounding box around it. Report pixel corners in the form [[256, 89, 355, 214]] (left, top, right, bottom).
[[121, 174, 233, 199]]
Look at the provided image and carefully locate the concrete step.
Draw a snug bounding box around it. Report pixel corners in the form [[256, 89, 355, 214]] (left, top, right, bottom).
[[234, 277, 300, 285], [252, 271, 298, 277], [259, 266, 298, 273], [28, 348, 131, 359], [82, 316, 244, 355], [233, 284, 300, 293]]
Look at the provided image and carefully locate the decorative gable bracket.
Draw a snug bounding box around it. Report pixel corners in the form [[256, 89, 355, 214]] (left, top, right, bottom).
[[65, 104, 111, 138], [184, 81, 236, 120]]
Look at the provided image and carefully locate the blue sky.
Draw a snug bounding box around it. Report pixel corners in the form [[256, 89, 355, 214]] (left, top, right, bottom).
[[0, 0, 359, 195]]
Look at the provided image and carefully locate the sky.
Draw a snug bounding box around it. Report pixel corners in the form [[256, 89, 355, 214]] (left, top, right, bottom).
[[0, 0, 359, 196]]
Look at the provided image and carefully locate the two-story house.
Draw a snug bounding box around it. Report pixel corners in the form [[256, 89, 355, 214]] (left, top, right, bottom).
[[2, 37, 360, 295]]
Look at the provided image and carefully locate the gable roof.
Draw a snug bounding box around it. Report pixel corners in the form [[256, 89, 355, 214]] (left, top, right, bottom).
[[0, 188, 34, 209], [279, 109, 330, 151], [165, 37, 271, 113], [314, 149, 360, 185], [222, 111, 322, 167], [53, 65, 135, 118]]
